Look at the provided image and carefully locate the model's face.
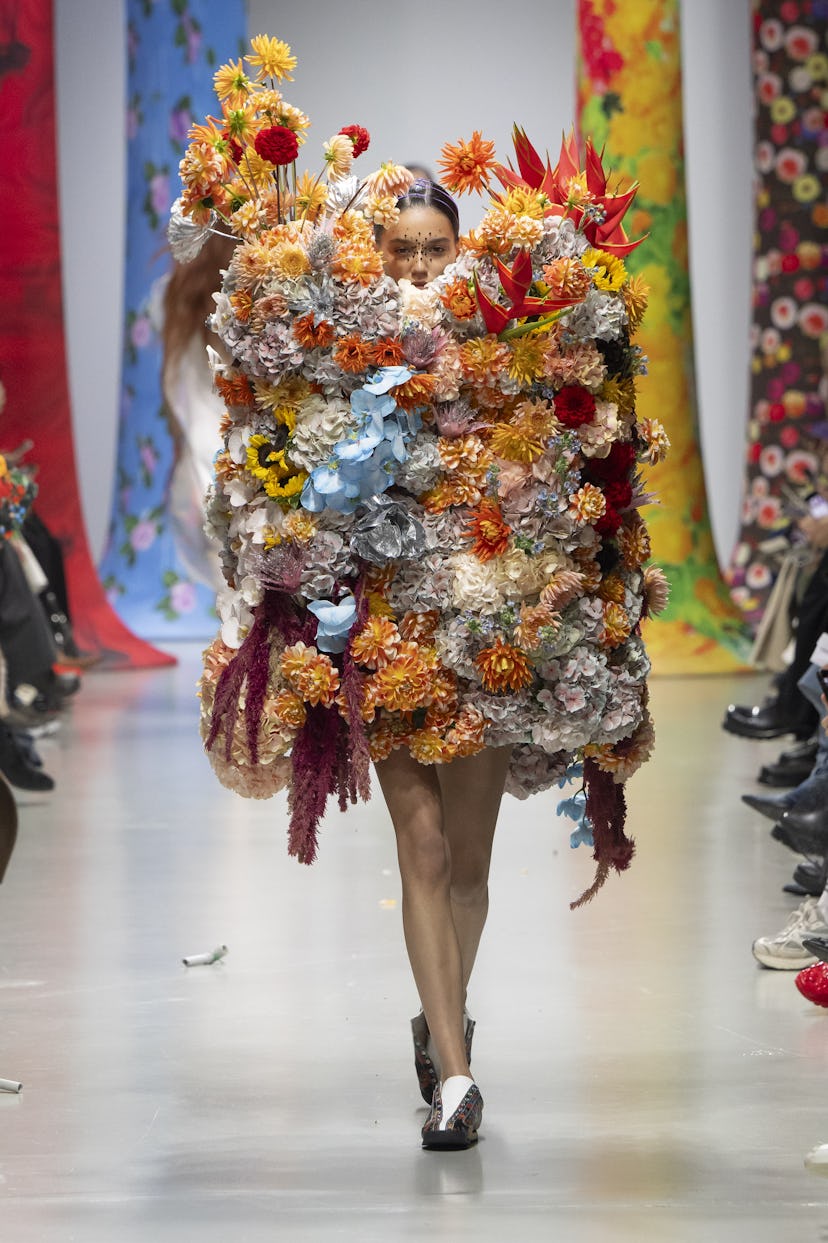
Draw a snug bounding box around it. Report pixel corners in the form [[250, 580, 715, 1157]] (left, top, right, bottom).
[[378, 205, 458, 288]]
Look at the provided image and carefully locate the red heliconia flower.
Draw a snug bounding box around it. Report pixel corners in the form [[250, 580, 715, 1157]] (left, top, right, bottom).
[[473, 248, 582, 335], [339, 124, 370, 158], [254, 125, 299, 166]]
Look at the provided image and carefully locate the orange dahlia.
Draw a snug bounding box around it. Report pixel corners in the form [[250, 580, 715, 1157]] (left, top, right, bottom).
[[372, 644, 433, 713], [422, 478, 484, 513], [408, 728, 452, 764], [514, 602, 560, 650], [331, 245, 384, 286], [437, 434, 491, 473], [459, 337, 511, 382], [446, 705, 487, 757], [214, 371, 254, 407], [466, 500, 512, 562], [271, 690, 307, 729], [399, 610, 440, 642], [371, 337, 405, 367], [475, 638, 534, 693], [441, 278, 478, 320], [293, 313, 335, 349], [280, 642, 340, 706], [569, 483, 607, 525], [617, 514, 652, 569], [542, 257, 592, 301], [332, 332, 373, 373], [601, 601, 631, 649], [350, 616, 401, 670], [438, 131, 497, 196], [597, 572, 626, 605], [368, 720, 398, 763]]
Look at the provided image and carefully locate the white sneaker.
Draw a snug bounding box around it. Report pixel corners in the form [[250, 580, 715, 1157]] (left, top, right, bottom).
[[752, 898, 828, 970]]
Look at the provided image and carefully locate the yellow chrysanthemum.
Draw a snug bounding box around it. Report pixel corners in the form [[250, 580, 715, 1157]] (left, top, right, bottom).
[[213, 60, 252, 108], [246, 34, 297, 83], [582, 247, 627, 292], [508, 334, 547, 385], [251, 383, 297, 427], [600, 377, 636, 419], [272, 240, 311, 278], [502, 187, 547, 219], [487, 421, 545, 464], [622, 274, 649, 329], [295, 171, 328, 221], [221, 103, 260, 144]]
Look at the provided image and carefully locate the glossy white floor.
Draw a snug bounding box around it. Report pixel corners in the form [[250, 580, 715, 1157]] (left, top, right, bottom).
[[2, 646, 828, 1241]]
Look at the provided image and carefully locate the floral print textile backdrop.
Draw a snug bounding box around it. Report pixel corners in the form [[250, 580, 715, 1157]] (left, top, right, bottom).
[[97, 0, 246, 639], [725, 0, 828, 628], [577, 0, 751, 672]]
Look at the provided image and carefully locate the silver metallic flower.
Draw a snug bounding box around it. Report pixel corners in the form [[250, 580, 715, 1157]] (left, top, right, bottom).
[[167, 197, 217, 263], [350, 496, 426, 565]]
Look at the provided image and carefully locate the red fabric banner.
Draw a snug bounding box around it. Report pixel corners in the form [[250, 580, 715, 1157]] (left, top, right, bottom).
[[0, 0, 173, 668]]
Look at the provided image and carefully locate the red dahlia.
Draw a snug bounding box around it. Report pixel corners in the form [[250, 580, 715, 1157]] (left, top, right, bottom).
[[602, 479, 633, 510], [554, 385, 596, 428], [339, 124, 370, 157], [254, 125, 299, 166], [587, 440, 636, 482], [595, 504, 623, 537]]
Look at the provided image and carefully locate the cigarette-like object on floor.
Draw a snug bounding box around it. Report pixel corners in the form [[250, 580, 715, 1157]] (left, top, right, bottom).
[[182, 945, 228, 967], [0, 1078, 22, 1093]]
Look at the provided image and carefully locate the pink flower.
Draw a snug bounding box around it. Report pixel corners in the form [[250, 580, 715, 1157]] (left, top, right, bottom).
[[759, 445, 785, 477], [171, 581, 197, 613], [780, 426, 800, 449], [130, 519, 156, 552], [793, 277, 815, 301], [150, 172, 170, 217], [755, 141, 775, 174], [757, 71, 782, 103], [799, 304, 828, 339], [756, 497, 782, 529], [130, 315, 152, 349], [785, 26, 818, 60], [761, 327, 781, 355], [775, 148, 807, 183], [759, 20, 784, 51], [746, 562, 773, 590], [785, 450, 818, 484], [770, 297, 797, 330]]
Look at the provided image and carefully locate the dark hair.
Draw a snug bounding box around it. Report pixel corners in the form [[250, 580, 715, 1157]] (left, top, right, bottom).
[[377, 178, 460, 242]]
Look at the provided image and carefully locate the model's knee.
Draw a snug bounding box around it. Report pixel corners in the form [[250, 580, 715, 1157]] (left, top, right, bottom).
[[397, 823, 450, 889], [450, 867, 489, 908]]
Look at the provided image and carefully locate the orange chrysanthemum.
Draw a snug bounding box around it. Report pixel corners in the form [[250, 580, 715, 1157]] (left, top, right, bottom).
[[422, 478, 484, 513], [271, 689, 307, 729], [617, 513, 652, 569], [331, 245, 384, 286], [571, 551, 603, 594], [398, 610, 440, 642], [229, 290, 254, 323], [440, 278, 478, 321], [371, 337, 405, 367], [438, 131, 497, 196], [332, 332, 373, 373], [601, 601, 631, 649], [437, 434, 491, 474], [597, 572, 626, 605], [622, 274, 650, 329], [280, 642, 340, 706], [466, 500, 512, 562], [542, 257, 592, 301], [408, 728, 452, 765], [427, 665, 459, 711], [372, 645, 433, 713], [293, 313, 335, 349], [585, 713, 655, 782], [294, 170, 328, 221], [475, 638, 534, 694], [214, 371, 255, 408], [569, 483, 607, 525], [459, 336, 511, 382], [350, 616, 401, 670], [391, 373, 438, 410]]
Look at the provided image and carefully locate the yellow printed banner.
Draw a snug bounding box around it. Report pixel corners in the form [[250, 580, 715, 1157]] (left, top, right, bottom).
[[576, 0, 750, 672]]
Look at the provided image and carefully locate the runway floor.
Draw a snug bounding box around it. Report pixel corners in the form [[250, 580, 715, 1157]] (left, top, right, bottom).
[[1, 645, 827, 1241]]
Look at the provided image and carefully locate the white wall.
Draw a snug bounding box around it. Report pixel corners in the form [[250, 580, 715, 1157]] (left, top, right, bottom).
[[55, 0, 752, 567]]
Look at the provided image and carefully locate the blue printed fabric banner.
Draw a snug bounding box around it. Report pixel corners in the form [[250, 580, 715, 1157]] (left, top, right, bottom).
[[98, 0, 246, 638]]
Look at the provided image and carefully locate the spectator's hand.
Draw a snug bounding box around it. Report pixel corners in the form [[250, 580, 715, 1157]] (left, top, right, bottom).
[[798, 514, 828, 547]]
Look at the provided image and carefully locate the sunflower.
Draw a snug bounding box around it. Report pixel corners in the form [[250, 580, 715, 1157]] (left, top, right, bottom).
[[475, 638, 533, 694], [582, 247, 627, 293], [438, 131, 497, 196], [245, 34, 297, 82]]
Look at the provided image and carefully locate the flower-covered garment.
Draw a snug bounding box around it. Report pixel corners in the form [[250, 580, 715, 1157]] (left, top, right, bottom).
[[180, 37, 668, 903]]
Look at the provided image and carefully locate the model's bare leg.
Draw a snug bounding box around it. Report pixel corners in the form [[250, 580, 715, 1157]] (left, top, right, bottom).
[[374, 748, 469, 1079], [438, 746, 512, 998]]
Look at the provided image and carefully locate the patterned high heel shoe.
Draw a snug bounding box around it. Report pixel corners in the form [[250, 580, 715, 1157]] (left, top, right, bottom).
[[411, 1010, 475, 1104], [421, 1078, 484, 1150]]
